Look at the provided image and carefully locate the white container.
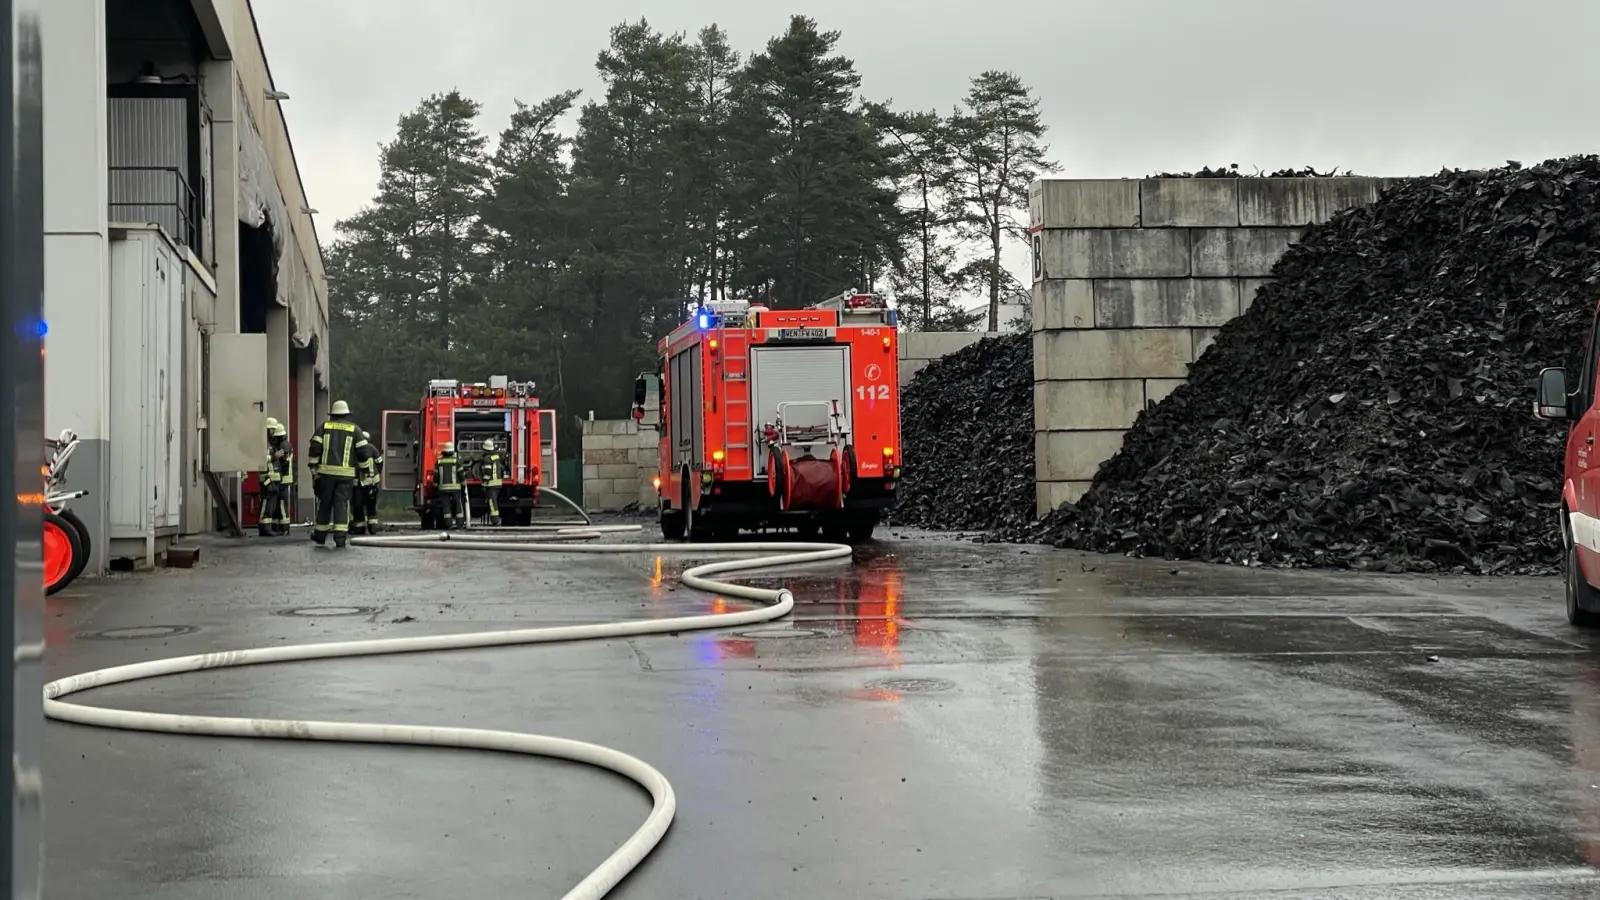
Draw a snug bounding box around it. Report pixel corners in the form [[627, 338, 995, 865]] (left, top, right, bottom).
[[108, 226, 185, 540]]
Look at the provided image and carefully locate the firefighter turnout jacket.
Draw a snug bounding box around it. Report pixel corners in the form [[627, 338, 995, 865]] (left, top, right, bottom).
[[483, 450, 504, 487], [435, 450, 461, 492], [309, 420, 367, 479]]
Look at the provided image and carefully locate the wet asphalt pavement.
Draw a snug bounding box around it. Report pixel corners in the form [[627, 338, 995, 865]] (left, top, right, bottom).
[[37, 522, 1600, 899]]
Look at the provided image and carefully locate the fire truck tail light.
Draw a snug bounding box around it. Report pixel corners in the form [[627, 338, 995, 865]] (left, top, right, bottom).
[[882, 336, 891, 350], [708, 339, 718, 351], [712, 450, 725, 463], [652, 475, 662, 492], [883, 446, 895, 458]]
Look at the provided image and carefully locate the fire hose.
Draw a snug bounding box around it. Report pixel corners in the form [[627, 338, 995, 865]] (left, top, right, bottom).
[[42, 525, 854, 899]]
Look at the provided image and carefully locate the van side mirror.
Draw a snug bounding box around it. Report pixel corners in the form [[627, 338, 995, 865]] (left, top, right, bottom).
[[1534, 367, 1571, 420]]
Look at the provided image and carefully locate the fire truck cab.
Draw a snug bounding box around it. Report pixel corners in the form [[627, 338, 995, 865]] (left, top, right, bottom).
[[381, 376, 557, 528], [633, 291, 903, 543]]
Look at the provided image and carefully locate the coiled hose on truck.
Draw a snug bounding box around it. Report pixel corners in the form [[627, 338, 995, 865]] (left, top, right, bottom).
[[43, 523, 853, 900]]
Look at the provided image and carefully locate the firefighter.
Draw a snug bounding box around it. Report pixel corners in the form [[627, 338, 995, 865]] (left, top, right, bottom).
[[482, 438, 505, 526], [270, 421, 294, 536], [435, 441, 464, 529], [257, 417, 283, 538], [307, 400, 369, 548], [351, 430, 381, 535]]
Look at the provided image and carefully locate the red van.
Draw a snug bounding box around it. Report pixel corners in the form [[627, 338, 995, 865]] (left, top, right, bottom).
[[1535, 362, 1600, 626]]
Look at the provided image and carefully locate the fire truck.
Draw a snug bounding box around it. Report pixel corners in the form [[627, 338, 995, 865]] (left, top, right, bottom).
[[381, 376, 558, 528], [632, 291, 903, 543]]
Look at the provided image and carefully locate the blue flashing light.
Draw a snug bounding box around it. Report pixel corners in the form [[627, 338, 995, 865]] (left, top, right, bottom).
[[15, 316, 45, 339], [697, 311, 711, 330], [886, 309, 898, 328]]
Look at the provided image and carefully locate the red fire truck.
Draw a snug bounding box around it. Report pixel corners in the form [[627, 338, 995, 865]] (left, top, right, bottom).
[[381, 377, 558, 528], [632, 291, 903, 543]]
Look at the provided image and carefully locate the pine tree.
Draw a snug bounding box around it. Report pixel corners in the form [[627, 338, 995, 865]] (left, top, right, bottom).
[[941, 71, 1059, 332], [730, 16, 908, 308], [328, 90, 490, 421], [877, 107, 979, 331]]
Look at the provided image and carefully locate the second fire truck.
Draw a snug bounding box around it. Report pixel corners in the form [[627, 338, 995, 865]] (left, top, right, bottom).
[[632, 291, 903, 543], [381, 376, 558, 528]]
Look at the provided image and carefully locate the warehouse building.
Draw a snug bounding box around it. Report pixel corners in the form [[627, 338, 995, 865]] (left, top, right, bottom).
[[42, 0, 329, 574]]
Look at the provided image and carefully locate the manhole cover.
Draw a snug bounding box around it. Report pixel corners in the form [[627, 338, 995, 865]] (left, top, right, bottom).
[[275, 606, 377, 618], [733, 628, 826, 639], [863, 676, 956, 694], [78, 625, 198, 641]]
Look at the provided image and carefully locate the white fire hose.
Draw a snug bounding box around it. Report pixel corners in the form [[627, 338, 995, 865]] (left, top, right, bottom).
[[43, 525, 854, 899]]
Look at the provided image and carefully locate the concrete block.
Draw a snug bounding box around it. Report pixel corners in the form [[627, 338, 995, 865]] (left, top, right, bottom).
[[1239, 278, 1273, 313], [1144, 378, 1187, 406], [1037, 480, 1090, 516], [1036, 430, 1128, 482], [1092, 279, 1240, 329], [1139, 179, 1240, 227], [1193, 328, 1222, 359], [1029, 179, 1141, 229], [902, 331, 984, 359], [585, 447, 631, 466], [582, 433, 614, 451], [599, 419, 635, 436], [1037, 229, 1191, 280], [1035, 328, 1194, 381], [610, 478, 642, 495], [582, 464, 600, 479], [1237, 178, 1388, 227], [597, 463, 636, 479], [900, 358, 929, 384], [1033, 279, 1094, 330], [1034, 379, 1146, 431], [581, 420, 599, 436], [1190, 228, 1301, 278]]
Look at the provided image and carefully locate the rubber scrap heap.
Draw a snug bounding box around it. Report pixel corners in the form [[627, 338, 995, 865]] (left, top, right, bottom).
[[895, 155, 1600, 576]]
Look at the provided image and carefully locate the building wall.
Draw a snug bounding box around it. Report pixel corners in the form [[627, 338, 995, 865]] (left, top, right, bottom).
[[41, 0, 329, 573], [1029, 177, 1396, 515], [581, 419, 658, 512]]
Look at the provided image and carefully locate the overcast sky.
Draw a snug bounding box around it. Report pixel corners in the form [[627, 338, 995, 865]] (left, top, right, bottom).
[[252, 0, 1600, 238]]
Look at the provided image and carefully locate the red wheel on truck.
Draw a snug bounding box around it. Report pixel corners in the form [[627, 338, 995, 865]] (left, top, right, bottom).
[[43, 511, 80, 595]]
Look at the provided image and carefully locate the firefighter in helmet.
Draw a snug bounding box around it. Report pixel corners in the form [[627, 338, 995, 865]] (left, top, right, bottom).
[[481, 438, 505, 526], [435, 441, 464, 529], [307, 400, 369, 548], [258, 417, 284, 537], [269, 420, 294, 535], [352, 430, 382, 535]]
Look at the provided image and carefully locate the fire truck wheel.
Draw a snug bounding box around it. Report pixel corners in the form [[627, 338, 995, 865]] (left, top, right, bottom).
[[845, 515, 878, 544], [61, 508, 91, 583], [660, 506, 686, 540], [1565, 526, 1600, 628]]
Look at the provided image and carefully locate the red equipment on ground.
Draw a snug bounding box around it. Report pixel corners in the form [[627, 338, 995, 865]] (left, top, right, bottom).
[[382, 377, 557, 528], [633, 291, 903, 543]]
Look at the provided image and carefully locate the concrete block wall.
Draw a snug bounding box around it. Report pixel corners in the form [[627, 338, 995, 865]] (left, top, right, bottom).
[[1029, 176, 1397, 515], [581, 419, 659, 511], [897, 331, 1004, 384]]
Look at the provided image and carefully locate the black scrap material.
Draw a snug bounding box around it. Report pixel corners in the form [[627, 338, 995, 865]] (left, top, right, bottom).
[[892, 333, 1034, 531], [1150, 165, 1357, 179], [996, 156, 1600, 575]]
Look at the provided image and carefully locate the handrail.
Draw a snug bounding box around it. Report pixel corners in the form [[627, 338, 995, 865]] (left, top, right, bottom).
[[108, 165, 197, 249]]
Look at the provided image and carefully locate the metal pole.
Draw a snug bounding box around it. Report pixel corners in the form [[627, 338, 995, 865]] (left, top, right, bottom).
[[1, 0, 47, 896]]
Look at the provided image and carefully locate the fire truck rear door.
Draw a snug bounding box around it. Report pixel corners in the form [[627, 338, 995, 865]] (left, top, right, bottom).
[[539, 407, 558, 489], [381, 410, 421, 493], [748, 344, 851, 476]]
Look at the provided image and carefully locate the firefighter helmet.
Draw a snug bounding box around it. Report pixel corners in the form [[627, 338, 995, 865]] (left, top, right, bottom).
[[362, 431, 371, 440], [270, 423, 287, 437], [330, 400, 351, 416], [483, 439, 495, 451], [442, 442, 455, 453], [265, 417, 280, 430]]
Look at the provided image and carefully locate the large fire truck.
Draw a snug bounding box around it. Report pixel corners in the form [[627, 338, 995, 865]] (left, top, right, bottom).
[[381, 376, 558, 528], [632, 291, 903, 543]]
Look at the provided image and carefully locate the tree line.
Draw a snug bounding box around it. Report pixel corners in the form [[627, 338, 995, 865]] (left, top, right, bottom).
[[327, 15, 1057, 448]]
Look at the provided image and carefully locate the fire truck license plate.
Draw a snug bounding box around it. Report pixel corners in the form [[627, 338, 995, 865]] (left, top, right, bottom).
[[469, 398, 500, 407], [774, 327, 829, 341]]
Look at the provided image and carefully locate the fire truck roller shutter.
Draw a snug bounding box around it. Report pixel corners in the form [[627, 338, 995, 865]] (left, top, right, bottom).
[[749, 345, 852, 476]]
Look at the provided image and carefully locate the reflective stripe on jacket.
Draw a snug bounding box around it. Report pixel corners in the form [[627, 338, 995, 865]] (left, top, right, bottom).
[[484, 452, 504, 487], [310, 420, 363, 478]]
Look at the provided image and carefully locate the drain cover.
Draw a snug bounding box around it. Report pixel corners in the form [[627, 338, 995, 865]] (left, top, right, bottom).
[[733, 628, 826, 639], [863, 676, 956, 694], [275, 606, 377, 618], [78, 625, 198, 641]]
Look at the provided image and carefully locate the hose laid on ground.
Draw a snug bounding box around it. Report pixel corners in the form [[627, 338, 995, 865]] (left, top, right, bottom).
[[43, 525, 854, 900]]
